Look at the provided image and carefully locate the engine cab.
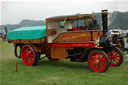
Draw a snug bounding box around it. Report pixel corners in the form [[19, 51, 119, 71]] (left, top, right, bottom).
[[46, 14, 102, 43], [46, 14, 104, 60]]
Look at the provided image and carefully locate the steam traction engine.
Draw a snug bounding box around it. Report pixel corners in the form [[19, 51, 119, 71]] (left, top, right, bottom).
[[7, 10, 123, 72]]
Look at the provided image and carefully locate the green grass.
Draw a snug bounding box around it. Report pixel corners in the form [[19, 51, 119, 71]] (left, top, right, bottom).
[[0, 40, 128, 85]]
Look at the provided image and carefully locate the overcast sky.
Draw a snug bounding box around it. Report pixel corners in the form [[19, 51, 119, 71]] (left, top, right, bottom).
[[1, 0, 128, 25]]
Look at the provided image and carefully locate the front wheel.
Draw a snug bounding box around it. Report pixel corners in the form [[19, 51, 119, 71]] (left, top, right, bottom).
[[21, 45, 40, 66], [88, 50, 109, 72], [107, 47, 123, 66]]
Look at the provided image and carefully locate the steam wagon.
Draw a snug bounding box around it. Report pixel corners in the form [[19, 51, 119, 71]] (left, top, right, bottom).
[[7, 10, 123, 72], [110, 30, 127, 51]]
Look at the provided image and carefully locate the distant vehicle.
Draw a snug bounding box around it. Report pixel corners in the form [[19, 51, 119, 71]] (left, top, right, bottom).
[[0, 27, 8, 41], [0, 33, 4, 37], [109, 30, 127, 37], [7, 10, 123, 72], [109, 30, 128, 51]]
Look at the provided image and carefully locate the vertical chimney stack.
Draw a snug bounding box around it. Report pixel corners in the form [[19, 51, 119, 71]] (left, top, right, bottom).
[[101, 10, 108, 34]]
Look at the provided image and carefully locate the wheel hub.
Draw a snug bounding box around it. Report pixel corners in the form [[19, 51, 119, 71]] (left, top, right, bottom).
[[95, 60, 99, 64]]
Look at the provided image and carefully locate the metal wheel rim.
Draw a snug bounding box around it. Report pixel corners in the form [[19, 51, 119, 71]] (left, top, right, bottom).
[[21, 45, 35, 66], [88, 51, 107, 72], [108, 48, 121, 66]]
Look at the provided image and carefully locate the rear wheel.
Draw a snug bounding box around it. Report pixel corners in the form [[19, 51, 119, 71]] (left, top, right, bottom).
[[88, 50, 109, 72], [21, 45, 40, 66], [107, 47, 123, 66]]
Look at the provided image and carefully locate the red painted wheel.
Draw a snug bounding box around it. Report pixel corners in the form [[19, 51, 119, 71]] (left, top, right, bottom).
[[21, 45, 40, 66], [107, 47, 123, 66], [88, 50, 109, 72]]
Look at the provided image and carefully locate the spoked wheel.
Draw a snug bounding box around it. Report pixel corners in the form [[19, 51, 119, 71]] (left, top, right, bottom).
[[107, 47, 123, 66], [21, 45, 40, 66], [88, 50, 109, 72]]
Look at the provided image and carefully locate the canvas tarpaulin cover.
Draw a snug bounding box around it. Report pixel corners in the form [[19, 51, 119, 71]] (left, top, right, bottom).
[[7, 26, 46, 40]]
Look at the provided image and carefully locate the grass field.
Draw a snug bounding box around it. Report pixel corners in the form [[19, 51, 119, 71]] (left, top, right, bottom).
[[0, 40, 128, 85]]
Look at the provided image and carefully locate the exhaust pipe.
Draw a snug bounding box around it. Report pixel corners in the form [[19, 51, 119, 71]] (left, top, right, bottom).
[[101, 10, 108, 34]]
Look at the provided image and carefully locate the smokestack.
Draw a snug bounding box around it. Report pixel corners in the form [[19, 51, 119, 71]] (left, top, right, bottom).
[[101, 10, 108, 33]]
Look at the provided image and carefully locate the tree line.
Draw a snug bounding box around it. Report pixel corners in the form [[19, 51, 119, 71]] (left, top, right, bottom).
[[0, 11, 128, 33]]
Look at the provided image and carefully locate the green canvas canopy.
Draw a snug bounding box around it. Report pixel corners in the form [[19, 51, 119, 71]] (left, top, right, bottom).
[[7, 26, 46, 40]]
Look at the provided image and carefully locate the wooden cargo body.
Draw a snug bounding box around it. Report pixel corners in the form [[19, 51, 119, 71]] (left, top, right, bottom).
[[8, 38, 45, 44]]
